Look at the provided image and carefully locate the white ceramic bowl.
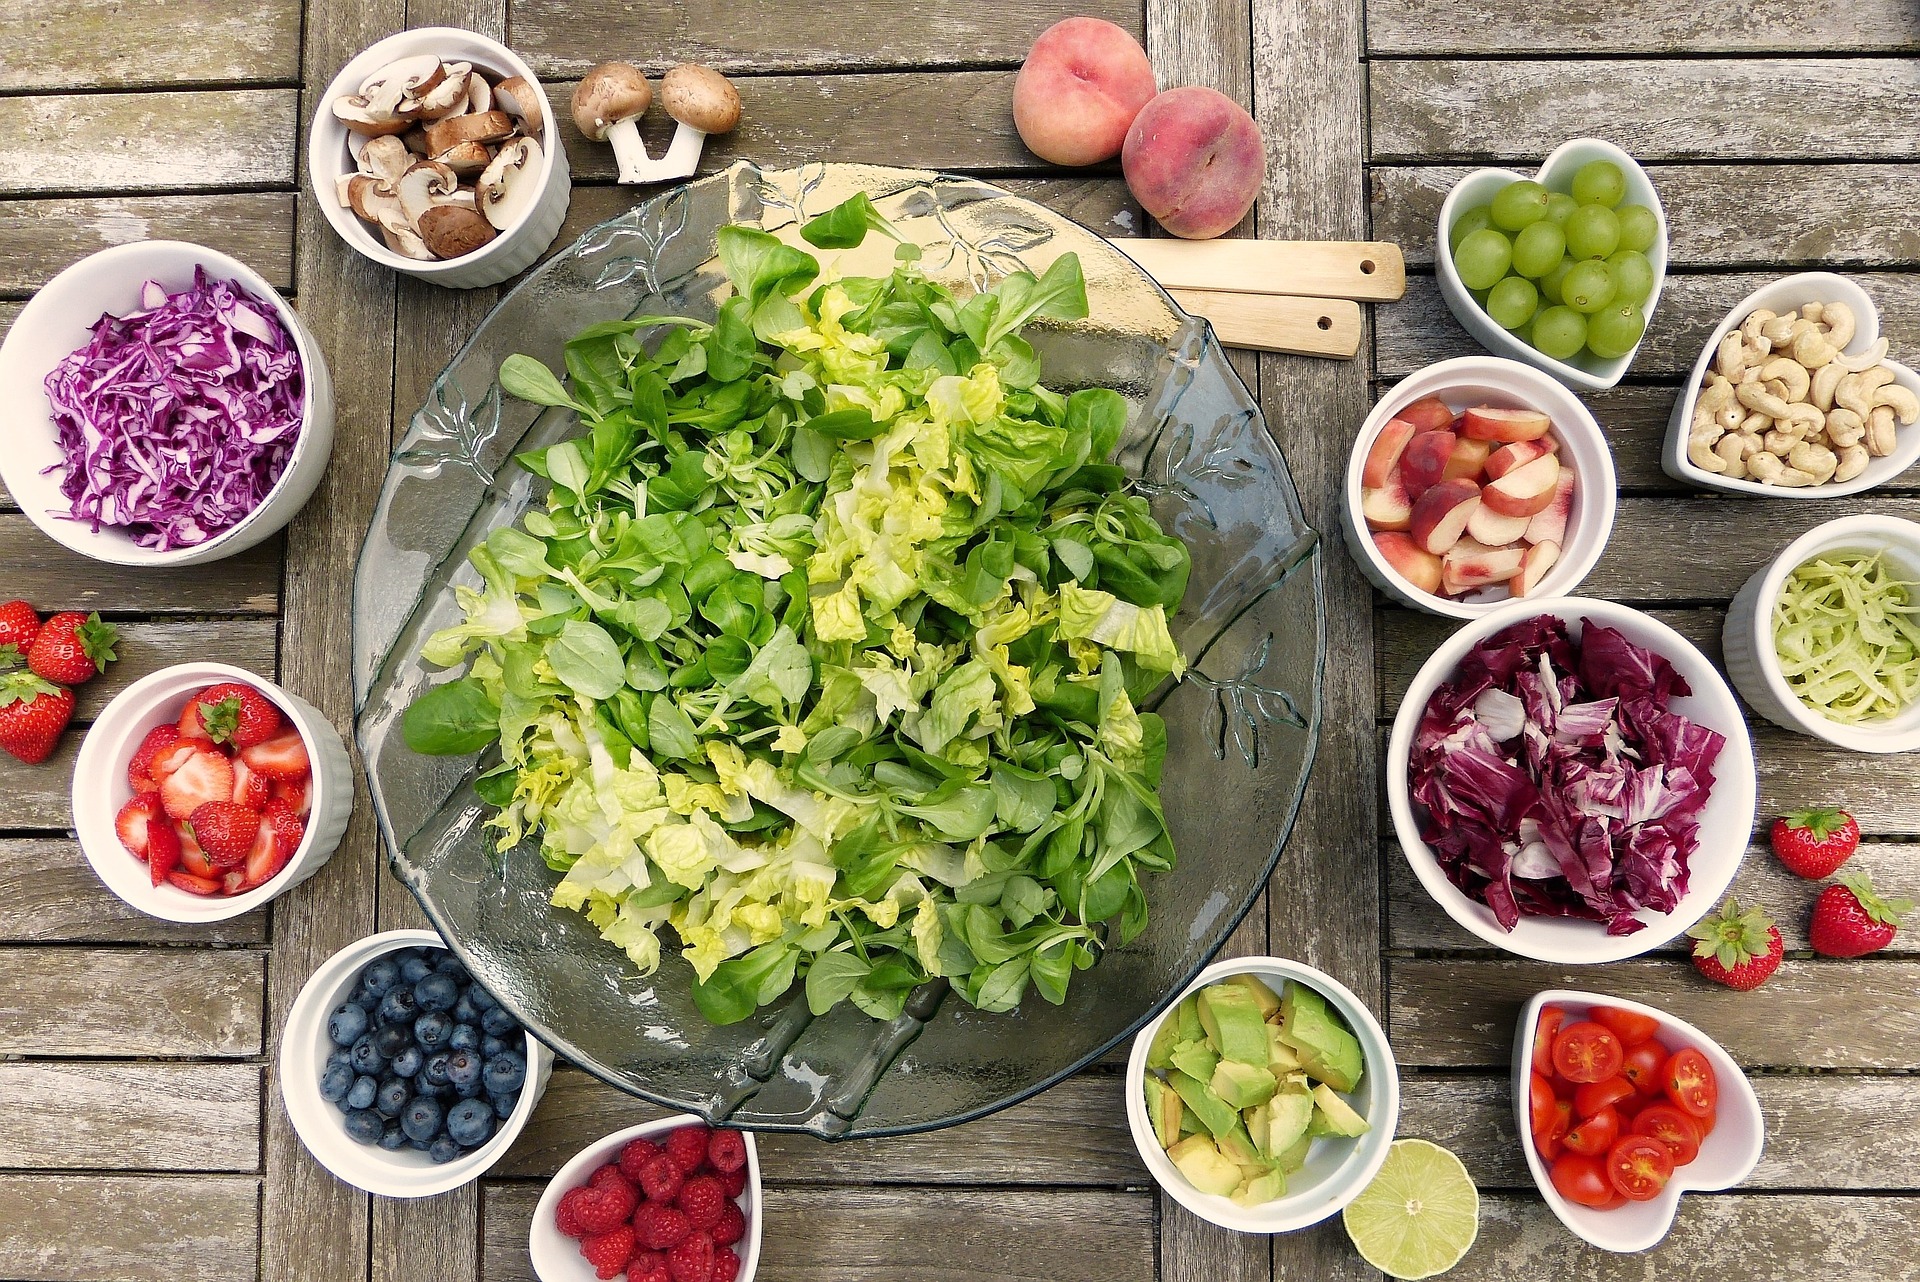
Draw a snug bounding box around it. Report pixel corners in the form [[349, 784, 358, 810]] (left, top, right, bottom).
[[0, 240, 335, 566], [1661, 272, 1920, 497], [1512, 990, 1763, 1253], [281, 928, 555, 1198], [1124, 955, 1399, 1235], [529, 1116, 764, 1282], [1723, 514, 1920, 753], [1436, 138, 1668, 391], [73, 662, 353, 923], [1387, 598, 1757, 963], [1342, 356, 1618, 618], [309, 26, 571, 289]]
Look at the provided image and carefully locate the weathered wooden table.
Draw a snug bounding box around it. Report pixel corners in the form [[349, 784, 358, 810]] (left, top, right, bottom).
[[3, 0, 1917, 1277]]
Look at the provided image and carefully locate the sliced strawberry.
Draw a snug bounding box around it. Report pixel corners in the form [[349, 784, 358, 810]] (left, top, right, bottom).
[[241, 798, 306, 890], [222, 869, 248, 895], [270, 776, 311, 819], [149, 740, 205, 789], [159, 747, 235, 821], [115, 792, 164, 858], [186, 801, 262, 870], [127, 725, 182, 793], [166, 869, 223, 896], [231, 757, 272, 809], [146, 815, 182, 886], [176, 824, 219, 879], [238, 730, 310, 782]]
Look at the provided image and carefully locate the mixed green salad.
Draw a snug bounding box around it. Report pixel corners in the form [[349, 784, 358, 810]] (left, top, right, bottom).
[[404, 193, 1192, 1024]]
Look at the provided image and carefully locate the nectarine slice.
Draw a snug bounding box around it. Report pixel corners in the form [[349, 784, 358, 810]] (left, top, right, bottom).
[[1511, 540, 1561, 596], [1484, 438, 1556, 481], [1372, 531, 1442, 595], [1409, 477, 1480, 555], [1460, 406, 1552, 443], [1524, 472, 1576, 546], [1362, 418, 1417, 489], [1443, 537, 1527, 590], [1465, 504, 1531, 547], [1442, 437, 1493, 482], [1397, 396, 1456, 433], [1400, 430, 1458, 500], [1361, 475, 1414, 532], [1481, 454, 1560, 518]]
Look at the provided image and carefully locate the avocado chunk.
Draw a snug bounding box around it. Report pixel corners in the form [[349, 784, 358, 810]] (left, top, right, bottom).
[[1270, 1130, 1313, 1173], [1199, 983, 1272, 1067], [1167, 1135, 1241, 1197], [1210, 1059, 1277, 1110], [1310, 1083, 1371, 1138], [1231, 1168, 1290, 1207], [1147, 1013, 1182, 1070], [1226, 972, 1282, 1020], [1258, 1086, 1315, 1159], [1278, 981, 1365, 1093], [1265, 1023, 1303, 1073], [1144, 1074, 1184, 1149], [1175, 994, 1204, 1045], [1215, 1121, 1267, 1174], [1166, 1070, 1240, 1139], [1169, 1039, 1219, 1086]]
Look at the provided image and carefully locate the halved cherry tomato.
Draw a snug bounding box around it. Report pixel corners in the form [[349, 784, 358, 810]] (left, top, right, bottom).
[[1612, 1090, 1649, 1124], [1621, 1041, 1669, 1095], [1590, 1005, 1661, 1048], [1552, 1021, 1625, 1084], [1664, 1047, 1718, 1119], [1535, 1098, 1573, 1161], [1633, 1104, 1703, 1166], [1607, 1134, 1675, 1201], [1532, 1006, 1566, 1078], [1563, 1105, 1621, 1157], [1549, 1153, 1616, 1208], [1573, 1075, 1637, 1120], [1550, 1072, 1582, 1100], [1528, 1071, 1559, 1139]]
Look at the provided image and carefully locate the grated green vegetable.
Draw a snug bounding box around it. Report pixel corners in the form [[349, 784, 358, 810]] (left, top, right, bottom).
[[1773, 551, 1920, 723]]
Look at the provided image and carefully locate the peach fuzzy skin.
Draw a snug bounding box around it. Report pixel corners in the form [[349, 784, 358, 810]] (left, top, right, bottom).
[[1012, 17, 1157, 167], [1122, 86, 1265, 239]]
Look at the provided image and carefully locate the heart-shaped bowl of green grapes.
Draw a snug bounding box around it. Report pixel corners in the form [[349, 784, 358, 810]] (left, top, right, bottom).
[[1437, 138, 1668, 392]]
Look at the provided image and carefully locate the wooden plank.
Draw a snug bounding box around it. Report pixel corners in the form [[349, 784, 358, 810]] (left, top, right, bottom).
[[508, 0, 1141, 75], [2, 516, 281, 615], [0, 0, 302, 92], [0, 947, 263, 1057], [495, 1068, 1143, 1184], [0, 1173, 259, 1282], [0, 194, 295, 295], [0, 1062, 260, 1171], [1371, 60, 1920, 163], [0, 89, 298, 196], [1367, 0, 1920, 56], [1401, 1072, 1920, 1192], [482, 1183, 1158, 1282], [1442, 1192, 1917, 1282], [1389, 957, 1920, 1070], [0, 837, 267, 944], [0, 734, 82, 828]]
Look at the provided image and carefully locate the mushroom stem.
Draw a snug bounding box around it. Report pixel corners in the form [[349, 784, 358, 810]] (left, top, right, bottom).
[[604, 117, 662, 183], [656, 124, 707, 180]]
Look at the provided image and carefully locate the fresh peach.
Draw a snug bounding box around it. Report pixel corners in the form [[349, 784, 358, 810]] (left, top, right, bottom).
[[1409, 477, 1481, 555], [1465, 504, 1530, 547], [1361, 473, 1414, 531], [1481, 454, 1560, 517], [1399, 430, 1458, 500], [1524, 472, 1576, 545], [1397, 396, 1457, 433], [1442, 437, 1493, 482], [1484, 437, 1555, 480], [1362, 418, 1417, 489], [1511, 540, 1561, 596], [1013, 17, 1158, 167], [1460, 406, 1552, 444], [1443, 537, 1528, 593], [1121, 86, 1265, 239], [1372, 532, 1442, 594]]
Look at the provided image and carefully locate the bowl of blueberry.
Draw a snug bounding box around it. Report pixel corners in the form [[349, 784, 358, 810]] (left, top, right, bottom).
[[281, 927, 554, 1197]]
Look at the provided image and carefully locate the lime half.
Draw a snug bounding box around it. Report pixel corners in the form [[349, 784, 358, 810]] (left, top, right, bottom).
[[1342, 1139, 1480, 1280]]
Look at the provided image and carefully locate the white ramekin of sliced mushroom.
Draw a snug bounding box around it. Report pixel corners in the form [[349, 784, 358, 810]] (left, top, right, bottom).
[[308, 27, 571, 289]]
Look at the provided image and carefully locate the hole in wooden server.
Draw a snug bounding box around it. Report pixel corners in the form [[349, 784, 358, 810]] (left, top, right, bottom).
[[1317, 316, 1332, 330], [1361, 260, 1376, 273]]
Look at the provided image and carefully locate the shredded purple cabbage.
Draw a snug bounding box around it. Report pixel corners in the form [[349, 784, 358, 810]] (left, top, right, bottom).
[[42, 267, 303, 550], [1410, 615, 1725, 936]]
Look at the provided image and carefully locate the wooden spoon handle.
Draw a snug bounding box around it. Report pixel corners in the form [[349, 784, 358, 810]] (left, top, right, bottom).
[[1168, 289, 1363, 359], [1114, 238, 1406, 302]]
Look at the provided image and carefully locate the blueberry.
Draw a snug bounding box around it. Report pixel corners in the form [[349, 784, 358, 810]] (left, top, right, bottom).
[[445, 1097, 494, 1148], [401, 1095, 443, 1144], [389, 1045, 424, 1080], [346, 984, 377, 1012], [343, 1108, 384, 1145], [362, 958, 401, 998], [376, 1077, 412, 1118], [378, 1121, 408, 1151], [319, 1062, 354, 1103], [327, 1002, 370, 1048], [466, 983, 498, 1012], [421, 1052, 453, 1089], [325, 1046, 354, 1071], [445, 1050, 484, 1091], [490, 1091, 519, 1120], [414, 973, 460, 1014], [449, 1023, 480, 1053], [410, 1137, 432, 1151], [348, 1034, 387, 1077], [377, 986, 419, 1028], [434, 953, 469, 980], [481, 1005, 520, 1037], [413, 1010, 454, 1052], [450, 993, 481, 1026], [346, 1074, 379, 1111], [413, 1079, 450, 1101], [399, 955, 434, 985], [480, 1035, 509, 1060], [483, 1051, 526, 1096], [428, 1134, 463, 1164], [456, 1077, 485, 1100]]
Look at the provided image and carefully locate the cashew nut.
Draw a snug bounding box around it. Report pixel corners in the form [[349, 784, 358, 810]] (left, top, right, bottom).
[[1826, 407, 1866, 448], [1810, 361, 1847, 411], [1741, 309, 1776, 346], [1781, 401, 1826, 433], [1821, 302, 1856, 349], [1689, 428, 1729, 473], [1716, 334, 1751, 381], [1764, 426, 1801, 454], [1739, 410, 1772, 435], [1873, 382, 1920, 426], [1835, 335, 1891, 373], [1801, 301, 1825, 324], [1868, 406, 1898, 456], [1747, 450, 1786, 483], [1757, 356, 1811, 403], [1837, 365, 1897, 417], [1835, 444, 1870, 482], [1715, 432, 1757, 477], [1736, 381, 1793, 419], [1790, 440, 1838, 483], [1791, 325, 1839, 369]]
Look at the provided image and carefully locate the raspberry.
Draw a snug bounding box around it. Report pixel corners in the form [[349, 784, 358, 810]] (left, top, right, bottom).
[[711, 1246, 742, 1282], [629, 1250, 671, 1282], [710, 1200, 745, 1248], [581, 1224, 637, 1280], [718, 1165, 748, 1199], [664, 1125, 712, 1174], [638, 1151, 684, 1202], [619, 1136, 663, 1183], [592, 1163, 637, 1201], [667, 1232, 715, 1282], [676, 1175, 726, 1231], [632, 1201, 692, 1250], [706, 1129, 747, 1175], [555, 1186, 591, 1239], [572, 1178, 638, 1235]]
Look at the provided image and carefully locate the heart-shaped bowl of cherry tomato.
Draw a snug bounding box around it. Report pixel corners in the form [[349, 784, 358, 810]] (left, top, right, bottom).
[[1511, 990, 1763, 1253]]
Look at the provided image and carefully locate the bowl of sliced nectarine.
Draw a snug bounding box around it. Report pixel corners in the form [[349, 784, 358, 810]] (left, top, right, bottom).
[[1342, 355, 1617, 618]]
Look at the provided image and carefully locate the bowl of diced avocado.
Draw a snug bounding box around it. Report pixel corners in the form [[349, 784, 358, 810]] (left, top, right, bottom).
[[1125, 956, 1400, 1234]]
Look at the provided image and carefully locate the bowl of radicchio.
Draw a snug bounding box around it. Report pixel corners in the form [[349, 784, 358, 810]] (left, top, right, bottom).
[[0, 240, 335, 567], [1386, 597, 1756, 963]]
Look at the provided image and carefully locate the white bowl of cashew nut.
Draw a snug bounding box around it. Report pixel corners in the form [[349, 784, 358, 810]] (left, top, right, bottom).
[[1663, 272, 1920, 497]]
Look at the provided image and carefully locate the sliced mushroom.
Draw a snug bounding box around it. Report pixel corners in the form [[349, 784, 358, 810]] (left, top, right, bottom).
[[434, 141, 495, 176], [359, 133, 413, 184], [423, 109, 515, 154], [414, 64, 475, 120], [492, 76, 545, 136], [333, 92, 409, 136], [360, 54, 446, 113], [401, 126, 433, 156], [467, 72, 493, 115], [571, 62, 654, 183], [346, 175, 403, 225], [477, 136, 544, 230], [333, 172, 358, 207], [396, 159, 461, 226], [378, 207, 436, 260], [417, 204, 498, 258]]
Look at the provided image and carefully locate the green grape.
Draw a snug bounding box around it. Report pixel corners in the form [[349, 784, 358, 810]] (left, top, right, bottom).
[[1570, 159, 1627, 208], [1615, 204, 1657, 253], [1587, 302, 1648, 359], [1511, 221, 1566, 279], [1562, 259, 1616, 313], [1450, 205, 1493, 251], [1453, 228, 1513, 291], [1539, 258, 1574, 306], [1487, 276, 1539, 330], [1490, 180, 1551, 231], [1606, 249, 1654, 306], [1532, 306, 1588, 361], [1564, 204, 1621, 260], [1544, 192, 1578, 226]]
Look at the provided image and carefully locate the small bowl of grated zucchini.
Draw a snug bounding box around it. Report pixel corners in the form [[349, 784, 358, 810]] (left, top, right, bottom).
[[1724, 514, 1920, 753]]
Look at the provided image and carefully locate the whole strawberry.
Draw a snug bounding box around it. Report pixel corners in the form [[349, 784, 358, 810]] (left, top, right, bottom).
[[186, 801, 263, 870], [1771, 807, 1860, 879], [0, 599, 40, 667], [27, 611, 117, 686], [0, 672, 76, 764], [180, 682, 283, 748], [1685, 897, 1783, 990], [1810, 874, 1913, 959]]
